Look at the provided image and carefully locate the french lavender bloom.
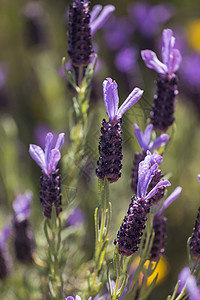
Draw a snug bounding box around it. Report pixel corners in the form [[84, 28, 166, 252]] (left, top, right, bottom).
[[68, 1, 114, 84], [96, 78, 143, 183], [12, 191, 35, 263], [150, 186, 182, 261], [131, 123, 169, 194], [141, 29, 182, 131], [178, 267, 200, 300], [114, 151, 170, 256], [66, 207, 85, 227], [0, 227, 12, 280], [65, 296, 92, 300], [29, 132, 64, 219]]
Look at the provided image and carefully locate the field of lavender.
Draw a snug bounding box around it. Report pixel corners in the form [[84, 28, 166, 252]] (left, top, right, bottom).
[[1, 0, 200, 299]]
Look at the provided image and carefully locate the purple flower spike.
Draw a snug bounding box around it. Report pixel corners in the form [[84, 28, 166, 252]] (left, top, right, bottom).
[[103, 78, 143, 123], [133, 123, 169, 152], [178, 267, 200, 300], [29, 132, 64, 177], [90, 5, 115, 37], [156, 186, 182, 217], [141, 29, 182, 75], [13, 191, 33, 222]]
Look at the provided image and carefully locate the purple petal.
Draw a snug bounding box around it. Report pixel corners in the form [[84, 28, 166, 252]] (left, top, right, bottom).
[[0, 226, 12, 249], [65, 297, 74, 300], [103, 78, 119, 121], [55, 133, 65, 150], [13, 191, 33, 221], [198, 174, 200, 183], [144, 124, 153, 146], [168, 48, 182, 73], [90, 5, 102, 23], [117, 88, 143, 118], [145, 180, 171, 200], [45, 132, 53, 169], [148, 134, 169, 152], [162, 29, 174, 66], [178, 267, 200, 300], [47, 149, 61, 175], [141, 50, 168, 74], [156, 186, 182, 216], [29, 144, 46, 174], [91, 5, 115, 36]]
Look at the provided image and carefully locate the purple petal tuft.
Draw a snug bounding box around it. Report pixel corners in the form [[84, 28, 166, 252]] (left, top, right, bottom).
[[156, 186, 182, 216], [148, 134, 169, 152], [117, 87, 143, 118], [91, 5, 115, 36], [103, 78, 119, 121], [145, 180, 171, 200], [141, 50, 168, 74], [29, 144, 46, 174]]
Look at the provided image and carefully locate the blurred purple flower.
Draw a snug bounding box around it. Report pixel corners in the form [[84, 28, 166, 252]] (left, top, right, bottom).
[[0, 227, 12, 249], [90, 4, 115, 37], [0, 64, 8, 90], [178, 267, 200, 300], [29, 132, 64, 177], [133, 123, 169, 152], [137, 151, 170, 200], [13, 191, 33, 222], [129, 2, 175, 38], [180, 53, 200, 92], [66, 208, 85, 227], [103, 78, 143, 123], [103, 16, 134, 51], [114, 46, 138, 73], [141, 29, 182, 75]]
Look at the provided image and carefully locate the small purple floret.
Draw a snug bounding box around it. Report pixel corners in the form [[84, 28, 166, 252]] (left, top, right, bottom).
[[141, 29, 182, 75], [103, 78, 143, 123], [29, 132, 64, 177]]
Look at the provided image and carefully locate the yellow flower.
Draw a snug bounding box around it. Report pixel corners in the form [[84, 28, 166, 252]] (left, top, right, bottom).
[[186, 19, 200, 52]]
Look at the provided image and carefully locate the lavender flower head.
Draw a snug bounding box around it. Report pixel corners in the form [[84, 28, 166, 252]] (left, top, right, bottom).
[[178, 267, 200, 300], [141, 29, 181, 76], [29, 132, 64, 218], [0, 226, 12, 280], [141, 29, 182, 132], [13, 191, 32, 222], [96, 78, 143, 183], [114, 151, 170, 256]]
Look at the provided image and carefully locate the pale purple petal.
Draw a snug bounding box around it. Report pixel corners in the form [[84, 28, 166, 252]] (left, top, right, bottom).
[[45, 132, 53, 169], [47, 149, 61, 175], [13, 191, 33, 221], [55, 133, 65, 150], [178, 267, 200, 300], [117, 87, 143, 118], [133, 123, 148, 150], [65, 297, 74, 300], [91, 5, 115, 36], [103, 78, 119, 121], [144, 124, 153, 146], [168, 49, 182, 73], [156, 186, 182, 216], [162, 29, 174, 66], [148, 134, 169, 152], [29, 144, 46, 174], [75, 296, 82, 300], [90, 5, 102, 23], [141, 50, 168, 74], [145, 180, 171, 200], [198, 174, 200, 183], [0, 226, 12, 249]]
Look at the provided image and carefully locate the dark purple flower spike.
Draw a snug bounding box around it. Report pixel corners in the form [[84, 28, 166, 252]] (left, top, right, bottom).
[[12, 191, 35, 263], [141, 29, 182, 131], [131, 123, 169, 193], [0, 226, 12, 280], [150, 187, 182, 261], [96, 78, 143, 183], [114, 151, 170, 256], [29, 132, 64, 219]]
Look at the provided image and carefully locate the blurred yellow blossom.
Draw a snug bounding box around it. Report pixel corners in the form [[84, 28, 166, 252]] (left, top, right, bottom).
[[186, 19, 200, 52]]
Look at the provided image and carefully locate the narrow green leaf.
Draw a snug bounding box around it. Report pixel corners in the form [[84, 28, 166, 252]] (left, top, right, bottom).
[[114, 246, 121, 278], [116, 273, 127, 299]]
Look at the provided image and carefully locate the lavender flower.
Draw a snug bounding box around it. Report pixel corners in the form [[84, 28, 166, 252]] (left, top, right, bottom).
[[29, 132, 64, 219], [66, 296, 92, 300], [96, 78, 143, 183], [114, 151, 170, 256], [141, 29, 182, 131], [150, 187, 182, 261], [178, 267, 200, 300], [114, 46, 138, 73], [0, 227, 12, 280], [12, 192, 35, 263], [90, 4, 115, 37], [66, 207, 85, 227], [131, 123, 169, 193]]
